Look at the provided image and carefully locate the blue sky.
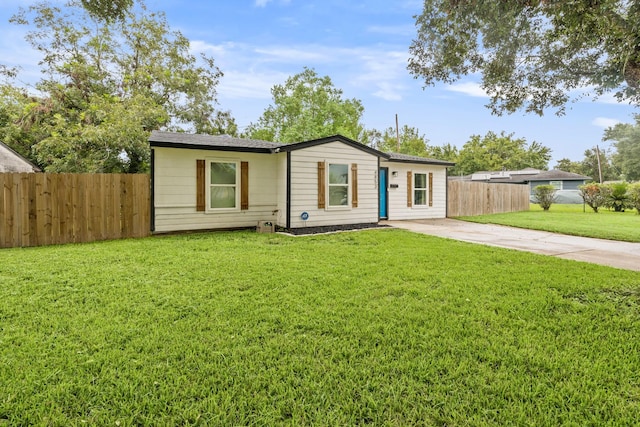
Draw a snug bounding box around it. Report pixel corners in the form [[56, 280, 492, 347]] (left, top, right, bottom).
[[1, 0, 638, 166]]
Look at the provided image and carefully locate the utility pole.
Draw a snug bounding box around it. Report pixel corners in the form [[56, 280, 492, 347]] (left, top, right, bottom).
[[596, 145, 603, 183], [395, 114, 400, 152]]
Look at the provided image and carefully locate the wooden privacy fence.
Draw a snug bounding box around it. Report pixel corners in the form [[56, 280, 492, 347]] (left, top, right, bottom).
[[448, 181, 530, 217], [1, 173, 150, 248]]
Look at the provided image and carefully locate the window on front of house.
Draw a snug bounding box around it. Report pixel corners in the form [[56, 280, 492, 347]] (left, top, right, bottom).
[[328, 163, 349, 207], [210, 161, 237, 209], [549, 180, 562, 190], [414, 173, 427, 205]]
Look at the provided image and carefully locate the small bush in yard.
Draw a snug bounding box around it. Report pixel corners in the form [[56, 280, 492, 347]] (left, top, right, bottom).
[[629, 183, 640, 214], [533, 184, 557, 211], [579, 183, 610, 213], [605, 182, 629, 212]]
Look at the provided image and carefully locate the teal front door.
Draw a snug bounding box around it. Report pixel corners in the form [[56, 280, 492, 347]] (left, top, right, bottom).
[[379, 168, 388, 219]]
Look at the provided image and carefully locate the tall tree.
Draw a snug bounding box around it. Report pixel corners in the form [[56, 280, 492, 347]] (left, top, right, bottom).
[[246, 68, 365, 143], [579, 147, 618, 182], [604, 116, 640, 181], [454, 131, 551, 176], [409, 1, 640, 115], [79, 0, 133, 22], [368, 125, 430, 156], [426, 142, 459, 164], [555, 158, 584, 174], [1, 0, 235, 172]]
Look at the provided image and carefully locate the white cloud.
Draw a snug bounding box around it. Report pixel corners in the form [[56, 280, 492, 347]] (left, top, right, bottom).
[[594, 92, 627, 105], [592, 117, 623, 129], [190, 38, 413, 103], [218, 70, 289, 100], [446, 82, 488, 98], [351, 50, 408, 101], [372, 82, 403, 101], [254, 0, 291, 7], [572, 86, 634, 105], [367, 25, 415, 37], [190, 40, 236, 57], [254, 47, 331, 63]]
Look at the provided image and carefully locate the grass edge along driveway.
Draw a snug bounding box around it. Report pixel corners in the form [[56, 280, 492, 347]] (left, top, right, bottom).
[[460, 204, 640, 242], [1, 229, 639, 425]]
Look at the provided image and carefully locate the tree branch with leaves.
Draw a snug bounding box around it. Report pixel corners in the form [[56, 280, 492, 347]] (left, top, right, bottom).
[[409, 0, 640, 116], [1, 0, 235, 173]]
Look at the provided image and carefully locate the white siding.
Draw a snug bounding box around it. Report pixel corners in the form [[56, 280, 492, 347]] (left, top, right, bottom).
[[381, 161, 448, 220], [288, 141, 379, 228], [0, 143, 38, 172], [153, 147, 280, 232]]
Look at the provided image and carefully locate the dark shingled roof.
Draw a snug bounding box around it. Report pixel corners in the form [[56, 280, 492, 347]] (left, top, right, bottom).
[[527, 169, 591, 181], [476, 169, 591, 184], [149, 131, 282, 152], [149, 131, 456, 166], [385, 152, 456, 166]]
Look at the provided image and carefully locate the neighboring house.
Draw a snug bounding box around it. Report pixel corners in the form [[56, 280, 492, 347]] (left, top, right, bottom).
[[526, 170, 592, 203], [453, 168, 591, 203], [149, 131, 454, 233], [0, 142, 40, 173]]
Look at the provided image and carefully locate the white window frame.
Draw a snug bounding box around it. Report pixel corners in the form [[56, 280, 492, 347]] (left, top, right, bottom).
[[414, 172, 428, 206], [207, 159, 240, 211], [327, 163, 350, 209], [549, 180, 563, 190]]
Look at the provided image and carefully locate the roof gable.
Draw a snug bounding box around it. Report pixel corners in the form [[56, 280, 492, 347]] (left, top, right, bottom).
[[276, 134, 384, 158], [0, 142, 40, 172]]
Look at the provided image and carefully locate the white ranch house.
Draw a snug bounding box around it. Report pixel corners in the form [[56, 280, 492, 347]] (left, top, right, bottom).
[[150, 132, 454, 233]]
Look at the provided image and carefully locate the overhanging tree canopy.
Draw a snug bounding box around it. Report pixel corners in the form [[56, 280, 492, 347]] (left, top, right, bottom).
[[246, 68, 366, 143], [0, 0, 234, 173], [409, 0, 640, 115], [454, 131, 551, 175], [604, 115, 640, 181]]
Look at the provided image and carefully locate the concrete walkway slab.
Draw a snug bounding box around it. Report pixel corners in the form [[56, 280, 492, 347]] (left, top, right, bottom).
[[382, 219, 640, 272]]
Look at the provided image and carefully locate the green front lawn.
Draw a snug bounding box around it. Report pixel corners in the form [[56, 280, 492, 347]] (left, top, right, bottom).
[[460, 203, 640, 242], [1, 230, 639, 425]]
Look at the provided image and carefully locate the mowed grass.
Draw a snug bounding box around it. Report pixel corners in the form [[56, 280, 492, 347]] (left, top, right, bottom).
[[1, 230, 639, 426], [460, 203, 640, 242]]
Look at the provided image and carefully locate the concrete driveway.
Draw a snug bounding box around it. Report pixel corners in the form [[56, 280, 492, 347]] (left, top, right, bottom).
[[382, 219, 640, 272]]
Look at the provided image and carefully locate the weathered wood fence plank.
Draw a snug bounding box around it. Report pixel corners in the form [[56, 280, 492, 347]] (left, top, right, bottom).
[[0, 173, 150, 248], [447, 181, 530, 217]]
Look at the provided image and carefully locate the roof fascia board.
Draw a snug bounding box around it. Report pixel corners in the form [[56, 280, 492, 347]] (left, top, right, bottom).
[[385, 158, 456, 167], [149, 141, 273, 154], [277, 135, 387, 158]]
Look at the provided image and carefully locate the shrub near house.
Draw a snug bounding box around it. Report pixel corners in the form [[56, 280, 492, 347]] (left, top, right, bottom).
[[532, 184, 557, 211], [606, 182, 629, 212], [579, 183, 609, 213], [628, 183, 640, 214], [580, 181, 640, 213]]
